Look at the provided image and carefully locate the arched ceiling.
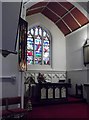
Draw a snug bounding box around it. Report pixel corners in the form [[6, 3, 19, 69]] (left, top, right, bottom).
[[26, 1, 89, 36]]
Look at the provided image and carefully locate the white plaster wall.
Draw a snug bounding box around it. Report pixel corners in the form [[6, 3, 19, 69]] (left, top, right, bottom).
[[2, 54, 19, 98], [66, 25, 88, 70], [26, 13, 66, 71], [66, 24, 89, 97]]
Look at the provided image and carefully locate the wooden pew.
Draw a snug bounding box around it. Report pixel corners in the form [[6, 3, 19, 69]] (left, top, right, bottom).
[[0, 98, 12, 119], [0, 96, 29, 120]]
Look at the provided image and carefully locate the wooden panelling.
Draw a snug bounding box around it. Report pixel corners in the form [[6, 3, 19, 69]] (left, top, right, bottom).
[[60, 2, 74, 10], [71, 8, 89, 26], [26, 7, 44, 16], [56, 20, 71, 35], [63, 13, 80, 31], [47, 2, 67, 17], [42, 7, 59, 23]]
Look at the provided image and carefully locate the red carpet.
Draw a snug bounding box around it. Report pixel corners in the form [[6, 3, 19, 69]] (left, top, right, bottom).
[[28, 103, 89, 119]]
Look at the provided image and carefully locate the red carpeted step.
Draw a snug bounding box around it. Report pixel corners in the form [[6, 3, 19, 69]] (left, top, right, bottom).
[[31, 97, 85, 106], [67, 97, 84, 103]]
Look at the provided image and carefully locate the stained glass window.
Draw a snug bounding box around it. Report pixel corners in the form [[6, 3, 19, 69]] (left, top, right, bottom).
[[27, 26, 51, 65]]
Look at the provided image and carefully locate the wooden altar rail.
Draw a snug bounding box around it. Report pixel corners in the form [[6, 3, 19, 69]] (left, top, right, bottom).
[[31, 83, 71, 104]]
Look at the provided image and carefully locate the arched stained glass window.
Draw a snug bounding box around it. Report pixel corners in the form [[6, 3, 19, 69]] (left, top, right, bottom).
[[27, 26, 51, 65]]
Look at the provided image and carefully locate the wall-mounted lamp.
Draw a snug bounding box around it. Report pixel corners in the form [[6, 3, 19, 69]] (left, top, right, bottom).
[[83, 39, 89, 66]]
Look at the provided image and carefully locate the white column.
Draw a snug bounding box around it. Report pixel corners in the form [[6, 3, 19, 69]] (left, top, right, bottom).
[[0, 1, 2, 100], [87, 2, 89, 84], [0, 3, 2, 117], [21, 71, 25, 109]]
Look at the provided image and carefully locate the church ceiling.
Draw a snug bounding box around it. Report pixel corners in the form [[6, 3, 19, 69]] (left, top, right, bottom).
[[26, 1, 89, 36]]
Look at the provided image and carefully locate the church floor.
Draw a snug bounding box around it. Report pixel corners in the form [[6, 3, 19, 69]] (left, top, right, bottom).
[[27, 102, 89, 120]]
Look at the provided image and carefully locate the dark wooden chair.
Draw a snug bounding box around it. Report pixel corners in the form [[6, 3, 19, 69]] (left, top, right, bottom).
[[76, 84, 83, 98]]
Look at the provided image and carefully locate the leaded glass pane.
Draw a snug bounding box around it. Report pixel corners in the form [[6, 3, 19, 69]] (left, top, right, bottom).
[[27, 30, 30, 34], [35, 38, 42, 64], [39, 28, 42, 36], [27, 33, 32, 38], [30, 28, 34, 35], [44, 36, 48, 41], [35, 27, 38, 36], [43, 39, 50, 65], [27, 50, 33, 64], [27, 37, 34, 64], [47, 33, 50, 38], [43, 30, 46, 37], [37, 35, 41, 39], [27, 37, 33, 50]]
